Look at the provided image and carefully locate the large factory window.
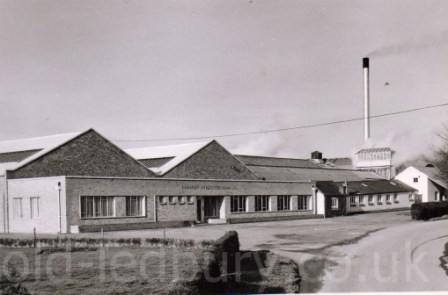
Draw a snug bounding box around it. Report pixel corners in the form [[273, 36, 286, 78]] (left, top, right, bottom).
[[126, 196, 145, 217], [277, 196, 291, 211], [255, 196, 269, 212], [231, 196, 246, 213], [81, 196, 115, 218]]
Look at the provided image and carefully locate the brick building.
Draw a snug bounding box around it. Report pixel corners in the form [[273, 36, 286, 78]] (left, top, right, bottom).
[[0, 129, 416, 234]]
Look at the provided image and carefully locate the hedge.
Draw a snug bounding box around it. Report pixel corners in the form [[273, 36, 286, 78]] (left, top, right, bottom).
[[411, 201, 448, 221]]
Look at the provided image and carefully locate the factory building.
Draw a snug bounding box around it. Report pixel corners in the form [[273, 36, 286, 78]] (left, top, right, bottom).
[[0, 129, 415, 234]]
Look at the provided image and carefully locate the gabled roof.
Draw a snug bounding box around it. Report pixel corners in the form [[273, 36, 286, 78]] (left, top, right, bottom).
[[126, 141, 213, 175], [412, 166, 447, 188], [0, 131, 84, 175], [356, 147, 395, 154]]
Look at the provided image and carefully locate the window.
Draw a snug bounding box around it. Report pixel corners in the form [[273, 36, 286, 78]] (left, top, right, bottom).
[[377, 194, 383, 204], [350, 196, 357, 206], [255, 196, 269, 212], [298, 196, 309, 210], [359, 196, 365, 205], [231, 196, 246, 213], [30, 197, 40, 219], [368, 195, 374, 204], [81, 196, 114, 218], [413, 177, 418, 183], [160, 196, 168, 205], [178, 196, 186, 204], [386, 194, 391, 203], [169, 196, 177, 204], [409, 194, 414, 202], [394, 193, 399, 203], [187, 196, 195, 204], [331, 197, 339, 209], [435, 191, 440, 201], [13, 198, 23, 219], [277, 196, 291, 211], [126, 196, 145, 217]]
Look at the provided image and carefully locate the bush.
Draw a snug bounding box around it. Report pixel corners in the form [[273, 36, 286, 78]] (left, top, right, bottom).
[[411, 201, 448, 220]]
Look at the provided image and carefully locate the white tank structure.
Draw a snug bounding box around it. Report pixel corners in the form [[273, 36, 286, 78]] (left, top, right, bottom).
[[355, 147, 396, 180]]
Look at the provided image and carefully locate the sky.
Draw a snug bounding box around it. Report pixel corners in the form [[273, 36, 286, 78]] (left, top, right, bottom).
[[1, 0, 448, 164]]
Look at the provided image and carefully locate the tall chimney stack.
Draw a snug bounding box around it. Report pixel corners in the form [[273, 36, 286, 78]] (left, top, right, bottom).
[[363, 57, 370, 143]]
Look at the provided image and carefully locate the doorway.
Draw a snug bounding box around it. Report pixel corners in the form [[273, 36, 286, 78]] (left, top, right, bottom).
[[204, 197, 223, 220]]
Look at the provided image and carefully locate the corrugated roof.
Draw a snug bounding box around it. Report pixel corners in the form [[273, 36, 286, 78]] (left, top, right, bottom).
[[139, 157, 174, 169], [126, 141, 212, 175], [247, 166, 384, 182], [0, 149, 42, 163], [235, 155, 321, 168], [356, 147, 395, 154], [0, 131, 84, 175]]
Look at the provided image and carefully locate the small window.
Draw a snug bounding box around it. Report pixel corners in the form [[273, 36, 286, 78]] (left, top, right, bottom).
[[255, 196, 269, 212], [377, 194, 383, 204], [277, 196, 291, 211], [187, 196, 195, 204], [178, 196, 186, 204], [394, 193, 399, 203], [159, 196, 168, 205], [168, 196, 177, 204], [359, 196, 365, 205], [435, 191, 440, 201], [231, 196, 246, 213], [368, 195, 374, 204], [386, 194, 391, 203], [30, 197, 40, 219], [350, 196, 356, 206], [298, 196, 309, 210], [413, 177, 418, 183], [331, 197, 339, 209], [13, 198, 23, 219], [408, 194, 414, 202]]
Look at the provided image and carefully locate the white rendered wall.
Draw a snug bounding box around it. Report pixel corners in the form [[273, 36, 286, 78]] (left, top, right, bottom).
[[395, 167, 429, 202]]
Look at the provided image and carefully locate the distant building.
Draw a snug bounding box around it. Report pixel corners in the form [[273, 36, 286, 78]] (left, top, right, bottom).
[[355, 147, 395, 180], [394, 165, 447, 202]]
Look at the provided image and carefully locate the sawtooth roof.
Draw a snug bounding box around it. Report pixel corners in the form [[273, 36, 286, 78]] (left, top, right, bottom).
[[126, 141, 213, 175], [0, 131, 84, 175]]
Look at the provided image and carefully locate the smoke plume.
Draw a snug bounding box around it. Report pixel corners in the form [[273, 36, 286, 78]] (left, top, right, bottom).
[[367, 31, 448, 58]]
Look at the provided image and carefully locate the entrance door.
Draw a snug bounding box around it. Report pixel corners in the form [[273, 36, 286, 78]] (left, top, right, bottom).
[[204, 197, 223, 220], [196, 199, 202, 222]]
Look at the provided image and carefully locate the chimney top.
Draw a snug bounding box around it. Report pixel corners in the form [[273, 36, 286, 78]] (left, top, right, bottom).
[[363, 57, 369, 68], [311, 151, 323, 160]]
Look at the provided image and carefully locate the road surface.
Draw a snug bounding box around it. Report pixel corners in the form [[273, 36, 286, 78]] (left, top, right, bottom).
[[320, 219, 448, 292]]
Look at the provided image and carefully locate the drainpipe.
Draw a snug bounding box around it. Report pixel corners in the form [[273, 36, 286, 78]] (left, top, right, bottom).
[[57, 182, 62, 234], [5, 171, 10, 234], [154, 195, 157, 223]]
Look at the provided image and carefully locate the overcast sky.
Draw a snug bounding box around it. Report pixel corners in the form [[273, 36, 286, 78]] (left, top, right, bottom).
[[1, 0, 448, 163]]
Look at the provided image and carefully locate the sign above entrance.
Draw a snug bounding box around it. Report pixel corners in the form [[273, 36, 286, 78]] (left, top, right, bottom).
[[181, 184, 237, 191]]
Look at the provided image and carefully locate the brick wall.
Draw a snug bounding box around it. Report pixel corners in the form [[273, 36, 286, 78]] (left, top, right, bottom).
[[164, 141, 258, 180], [9, 130, 154, 179], [157, 196, 196, 222]]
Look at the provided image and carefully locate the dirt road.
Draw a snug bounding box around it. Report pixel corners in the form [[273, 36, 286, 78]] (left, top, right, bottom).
[[320, 219, 448, 292]]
